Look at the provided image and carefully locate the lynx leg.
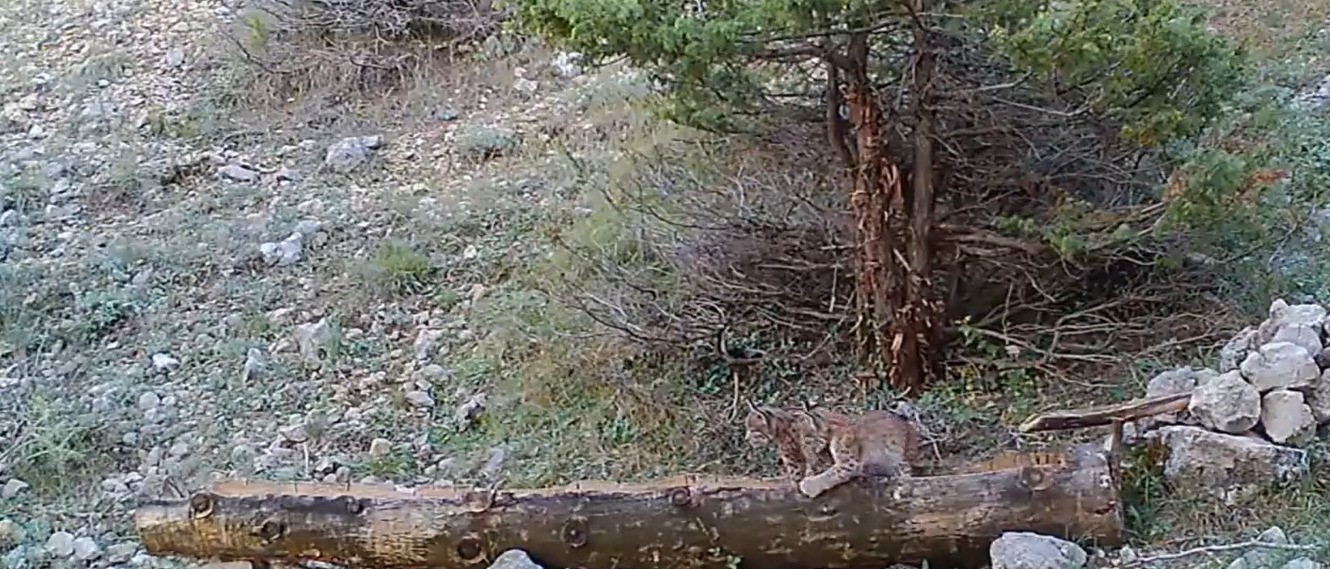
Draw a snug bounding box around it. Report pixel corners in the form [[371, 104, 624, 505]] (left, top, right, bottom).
[[799, 439, 860, 498]]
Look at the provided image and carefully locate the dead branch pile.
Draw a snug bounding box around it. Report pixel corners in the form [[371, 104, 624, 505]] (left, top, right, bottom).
[[222, 0, 504, 94]]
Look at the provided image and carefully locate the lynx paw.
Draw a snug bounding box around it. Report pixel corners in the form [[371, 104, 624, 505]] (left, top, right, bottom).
[[798, 477, 825, 498]]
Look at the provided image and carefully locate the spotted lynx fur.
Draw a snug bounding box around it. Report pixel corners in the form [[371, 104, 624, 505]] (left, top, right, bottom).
[[743, 402, 921, 498]]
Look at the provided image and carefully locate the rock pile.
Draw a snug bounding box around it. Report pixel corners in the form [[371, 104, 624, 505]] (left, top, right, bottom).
[[1133, 299, 1330, 503]]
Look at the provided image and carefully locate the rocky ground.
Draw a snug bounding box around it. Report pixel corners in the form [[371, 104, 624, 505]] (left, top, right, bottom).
[[4, 0, 1330, 566], [0, 0, 679, 564]]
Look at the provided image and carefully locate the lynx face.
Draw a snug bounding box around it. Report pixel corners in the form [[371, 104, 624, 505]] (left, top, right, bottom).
[[743, 407, 775, 447]]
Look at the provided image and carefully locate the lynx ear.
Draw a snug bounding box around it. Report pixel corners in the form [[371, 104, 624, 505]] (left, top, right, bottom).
[[746, 400, 772, 421]]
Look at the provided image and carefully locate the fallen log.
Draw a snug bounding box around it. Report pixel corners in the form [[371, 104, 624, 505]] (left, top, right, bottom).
[[134, 443, 1122, 569]]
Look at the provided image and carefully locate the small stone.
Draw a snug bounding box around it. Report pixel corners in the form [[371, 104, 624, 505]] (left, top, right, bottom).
[[1220, 327, 1257, 373], [295, 318, 334, 366], [431, 106, 459, 121], [151, 353, 180, 373], [1261, 390, 1317, 445], [242, 348, 266, 381], [106, 542, 138, 563], [165, 47, 186, 67], [369, 438, 393, 457], [454, 392, 487, 431], [989, 532, 1087, 569], [420, 364, 449, 379], [2, 478, 30, 498], [405, 390, 436, 408], [260, 232, 304, 267], [218, 164, 259, 182], [1283, 559, 1322, 569], [325, 136, 382, 173], [280, 423, 309, 444], [137, 391, 161, 411], [275, 167, 302, 182], [415, 328, 444, 361], [487, 549, 544, 569], [46, 531, 75, 557], [72, 536, 101, 561], [0, 518, 23, 548]]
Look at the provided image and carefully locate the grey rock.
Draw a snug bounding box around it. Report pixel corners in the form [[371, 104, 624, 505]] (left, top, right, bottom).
[[165, 47, 186, 68], [324, 136, 382, 173], [1, 478, 29, 499], [457, 125, 519, 159], [405, 390, 435, 408], [414, 328, 444, 361], [1189, 371, 1260, 434], [1261, 390, 1316, 445], [242, 348, 266, 381], [477, 445, 507, 481], [150, 353, 179, 373], [0, 518, 22, 548], [487, 549, 544, 569], [1282, 558, 1322, 569], [259, 232, 304, 267], [369, 438, 392, 458], [1272, 323, 1323, 357], [431, 106, 459, 121], [46, 531, 75, 557], [1220, 327, 1258, 373], [1147, 367, 1211, 425], [218, 164, 259, 182], [1240, 342, 1318, 392], [137, 391, 161, 411], [989, 532, 1087, 569], [106, 543, 138, 563], [454, 392, 487, 432], [71, 537, 100, 561], [295, 318, 334, 366], [1152, 426, 1307, 503]]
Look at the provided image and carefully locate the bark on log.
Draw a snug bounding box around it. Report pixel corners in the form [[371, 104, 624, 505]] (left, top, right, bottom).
[[134, 444, 1122, 569]]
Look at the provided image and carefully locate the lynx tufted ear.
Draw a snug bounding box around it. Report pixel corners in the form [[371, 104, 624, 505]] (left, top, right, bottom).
[[745, 400, 773, 422]]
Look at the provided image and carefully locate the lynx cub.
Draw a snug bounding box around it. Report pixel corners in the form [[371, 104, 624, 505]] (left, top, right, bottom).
[[743, 402, 920, 498]]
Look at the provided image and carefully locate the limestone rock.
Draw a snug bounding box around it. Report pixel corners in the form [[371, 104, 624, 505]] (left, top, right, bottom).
[[1240, 342, 1318, 392], [1307, 369, 1330, 423], [1188, 371, 1260, 434], [1260, 390, 1316, 446], [487, 549, 544, 569], [1271, 323, 1323, 357], [1151, 426, 1307, 504], [1219, 327, 1257, 373], [989, 532, 1087, 569]]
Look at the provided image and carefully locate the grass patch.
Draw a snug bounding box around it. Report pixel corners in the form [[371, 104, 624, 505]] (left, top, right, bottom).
[[359, 240, 437, 298], [1, 394, 124, 498]]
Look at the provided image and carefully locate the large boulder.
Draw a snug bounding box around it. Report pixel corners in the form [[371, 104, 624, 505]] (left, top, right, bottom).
[[1150, 426, 1307, 504]]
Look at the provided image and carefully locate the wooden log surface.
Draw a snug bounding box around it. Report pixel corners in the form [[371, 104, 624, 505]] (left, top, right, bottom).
[[1019, 392, 1192, 433], [133, 444, 1122, 569]]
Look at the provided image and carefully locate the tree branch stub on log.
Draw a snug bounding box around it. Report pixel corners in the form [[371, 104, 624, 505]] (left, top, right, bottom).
[[134, 444, 1122, 569]]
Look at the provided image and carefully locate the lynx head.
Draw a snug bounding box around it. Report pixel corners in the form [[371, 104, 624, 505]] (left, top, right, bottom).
[[743, 402, 778, 447]]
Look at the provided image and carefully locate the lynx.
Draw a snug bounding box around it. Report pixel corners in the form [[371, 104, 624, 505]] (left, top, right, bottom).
[[743, 402, 921, 498]]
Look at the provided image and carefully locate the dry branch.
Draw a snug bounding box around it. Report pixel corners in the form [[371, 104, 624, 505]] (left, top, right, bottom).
[[135, 444, 1122, 569], [1018, 392, 1192, 433]]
